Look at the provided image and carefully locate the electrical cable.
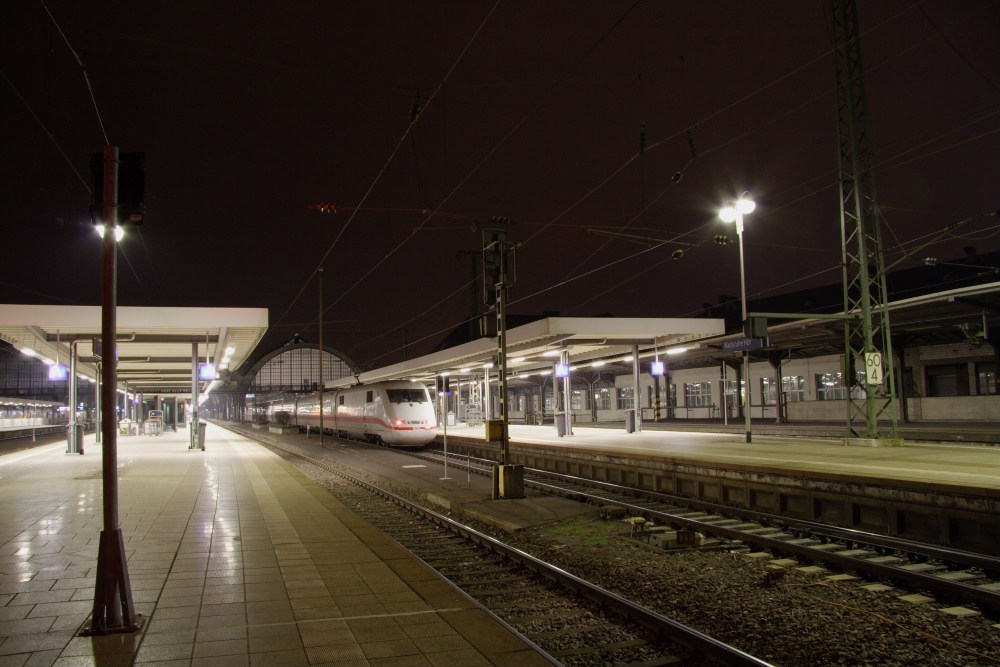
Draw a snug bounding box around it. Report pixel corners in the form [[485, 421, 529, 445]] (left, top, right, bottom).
[[0, 67, 91, 194], [273, 0, 501, 331], [38, 0, 109, 145]]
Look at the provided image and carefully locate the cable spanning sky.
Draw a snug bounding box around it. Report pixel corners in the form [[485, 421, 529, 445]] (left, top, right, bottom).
[[2, 1, 998, 371]]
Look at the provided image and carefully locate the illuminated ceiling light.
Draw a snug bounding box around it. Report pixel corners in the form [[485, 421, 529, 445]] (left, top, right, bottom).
[[439, 371, 450, 377], [542, 350, 562, 357], [539, 370, 552, 376], [666, 346, 688, 355], [19, 347, 36, 357], [621, 355, 634, 363], [459, 367, 471, 373], [592, 361, 605, 367], [224, 346, 236, 356], [511, 357, 526, 363], [483, 362, 494, 369]]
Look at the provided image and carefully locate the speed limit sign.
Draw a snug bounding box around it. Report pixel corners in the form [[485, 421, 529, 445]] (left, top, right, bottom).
[[865, 351, 883, 385]]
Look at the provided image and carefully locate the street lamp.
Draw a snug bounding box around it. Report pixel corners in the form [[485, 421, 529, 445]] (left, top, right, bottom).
[[719, 195, 755, 443]]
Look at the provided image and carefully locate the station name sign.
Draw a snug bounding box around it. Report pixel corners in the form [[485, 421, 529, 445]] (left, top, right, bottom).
[[722, 337, 766, 353]]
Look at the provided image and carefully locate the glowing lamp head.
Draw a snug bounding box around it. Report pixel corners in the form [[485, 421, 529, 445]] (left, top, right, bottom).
[[719, 196, 755, 223], [95, 224, 125, 241]]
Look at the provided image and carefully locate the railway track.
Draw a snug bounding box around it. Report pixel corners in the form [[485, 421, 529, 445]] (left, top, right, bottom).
[[254, 433, 774, 667], [417, 448, 1000, 616]]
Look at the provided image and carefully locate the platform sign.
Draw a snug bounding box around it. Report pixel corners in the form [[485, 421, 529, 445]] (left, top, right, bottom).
[[722, 337, 765, 353], [865, 351, 883, 385]]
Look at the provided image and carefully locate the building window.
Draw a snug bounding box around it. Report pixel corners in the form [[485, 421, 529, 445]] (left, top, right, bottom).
[[684, 382, 712, 407], [976, 363, 996, 395], [782, 375, 804, 402], [571, 390, 587, 411], [252, 347, 352, 393], [593, 387, 612, 410], [926, 364, 969, 397], [815, 372, 847, 401], [617, 387, 634, 410], [760, 377, 776, 406]]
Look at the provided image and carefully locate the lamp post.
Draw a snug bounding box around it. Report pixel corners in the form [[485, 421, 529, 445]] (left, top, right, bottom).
[[719, 195, 755, 443]]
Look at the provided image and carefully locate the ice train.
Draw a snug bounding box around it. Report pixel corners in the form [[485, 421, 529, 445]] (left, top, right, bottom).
[[270, 380, 436, 448]]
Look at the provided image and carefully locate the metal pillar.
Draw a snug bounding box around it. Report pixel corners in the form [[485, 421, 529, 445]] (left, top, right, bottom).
[[67, 341, 82, 454], [190, 343, 200, 449], [496, 258, 510, 465], [318, 267, 324, 445], [485, 227, 523, 498], [95, 363, 101, 444], [832, 0, 899, 443], [632, 344, 642, 433], [561, 350, 572, 437], [735, 214, 753, 443], [88, 145, 137, 635]]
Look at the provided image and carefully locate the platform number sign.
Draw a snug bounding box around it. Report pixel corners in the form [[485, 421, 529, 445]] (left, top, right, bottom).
[[865, 351, 883, 385]]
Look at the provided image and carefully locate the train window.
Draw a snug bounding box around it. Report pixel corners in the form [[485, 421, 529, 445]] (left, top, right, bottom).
[[338, 395, 344, 405], [386, 389, 427, 403], [366, 390, 374, 402]]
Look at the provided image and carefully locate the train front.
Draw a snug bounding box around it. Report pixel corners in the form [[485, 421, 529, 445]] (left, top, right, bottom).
[[381, 382, 437, 448]]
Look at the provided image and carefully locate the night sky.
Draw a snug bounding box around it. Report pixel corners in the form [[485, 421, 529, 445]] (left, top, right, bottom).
[[2, 1, 998, 372]]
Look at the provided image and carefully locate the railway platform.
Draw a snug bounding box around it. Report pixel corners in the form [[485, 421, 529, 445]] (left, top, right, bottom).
[[0, 424, 553, 667], [427, 421, 1000, 555]]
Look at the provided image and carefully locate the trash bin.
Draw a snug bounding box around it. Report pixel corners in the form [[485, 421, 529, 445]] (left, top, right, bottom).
[[198, 422, 206, 450], [555, 412, 566, 437], [625, 409, 635, 433], [485, 419, 503, 442]]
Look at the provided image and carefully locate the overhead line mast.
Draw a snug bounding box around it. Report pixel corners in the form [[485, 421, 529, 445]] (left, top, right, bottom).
[[831, 0, 900, 444]]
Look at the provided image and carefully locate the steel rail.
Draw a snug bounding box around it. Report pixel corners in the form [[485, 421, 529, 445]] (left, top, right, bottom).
[[257, 436, 776, 667]]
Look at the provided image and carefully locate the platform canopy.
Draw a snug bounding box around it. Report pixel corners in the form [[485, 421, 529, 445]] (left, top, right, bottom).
[[0, 304, 268, 398], [328, 316, 726, 388]]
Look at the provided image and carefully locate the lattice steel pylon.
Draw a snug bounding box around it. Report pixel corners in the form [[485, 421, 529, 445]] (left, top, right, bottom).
[[832, 0, 900, 442]]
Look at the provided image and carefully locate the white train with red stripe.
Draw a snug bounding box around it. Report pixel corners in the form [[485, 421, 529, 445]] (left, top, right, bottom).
[[271, 380, 436, 448]]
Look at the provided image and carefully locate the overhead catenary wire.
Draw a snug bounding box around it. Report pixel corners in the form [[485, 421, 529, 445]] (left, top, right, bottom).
[[336, 2, 998, 365], [39, 0, 109, 146], [301, 1, 642, 335], [272, 1, 502, 332]]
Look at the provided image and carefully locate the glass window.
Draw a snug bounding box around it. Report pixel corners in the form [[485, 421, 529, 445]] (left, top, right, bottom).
[[252, 347, 352, 393], [594, 387, 612, 410], [815, 372, 847, 401], [760, 377, 776, 406], [926, 364, 969, 397], [571, 389, 587, 411], [684, 382, 712, 407], [386, 388, 428, 403], [782, 375, 805, 402], [976, 363, 996, 395], [617, 387, 634, 410]]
